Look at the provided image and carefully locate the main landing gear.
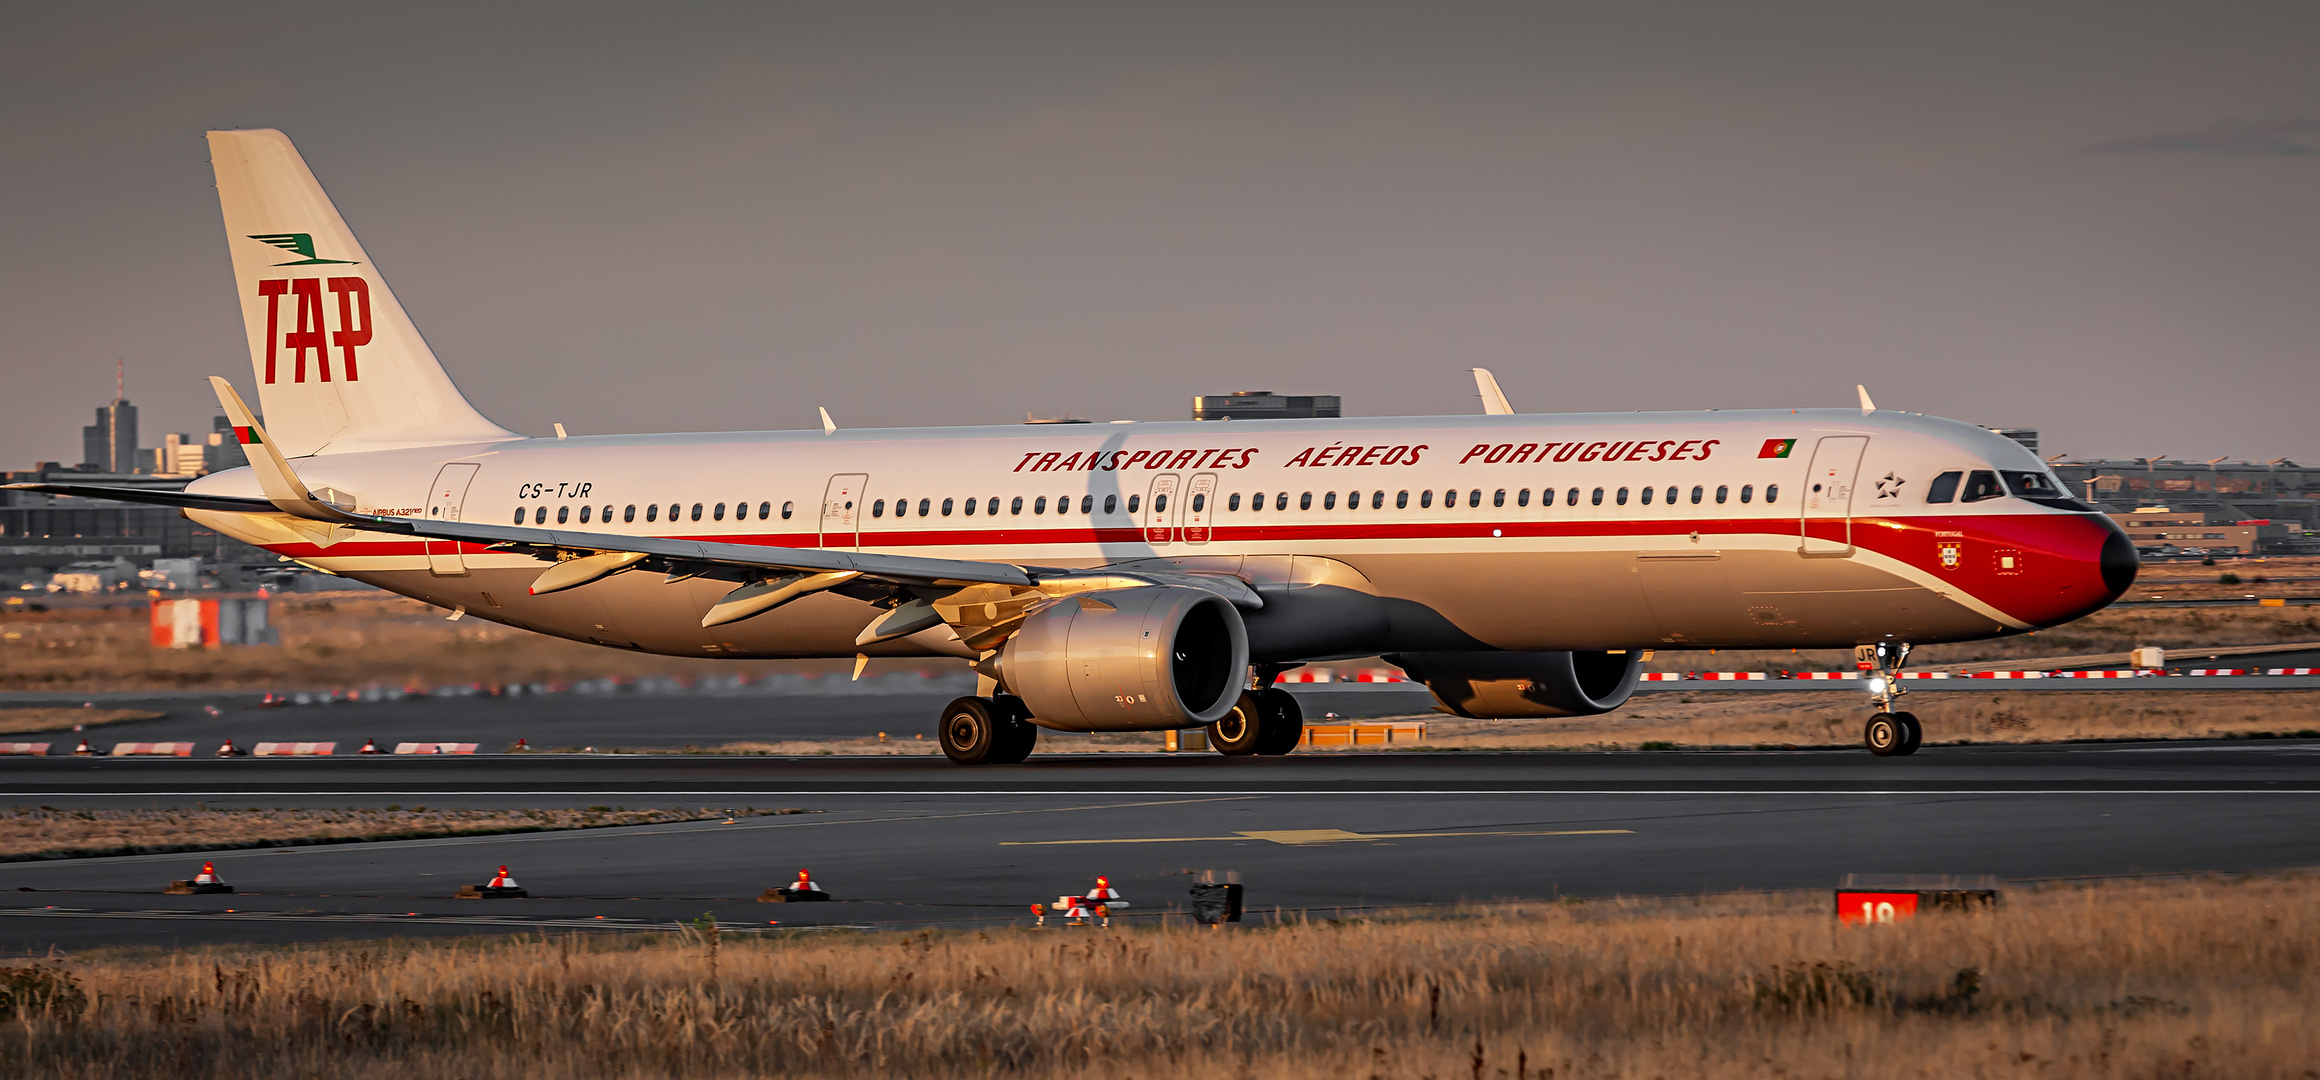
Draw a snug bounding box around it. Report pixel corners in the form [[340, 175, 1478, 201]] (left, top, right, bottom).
[[1859, 642, 1922, 757], [1208, 687, 1304, 757], [937, 695, 1038, 765]]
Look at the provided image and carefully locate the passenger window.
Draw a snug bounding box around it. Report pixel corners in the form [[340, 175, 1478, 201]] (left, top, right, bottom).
[[1690, 486, 1702, 505], [964, 497, 977, 516], [579, 505, 592, 523], [1323, 492, 1337, 510], [759, 502, 771, 519], [1715, 485, 1728, 504], [941, 498, 954, 516], [713, 503, 726, 521], [892, 499, 906, 518], [1347, 490, 1360, 509], [1566, 487, 1580, 506], [1396, 490, 1409, 509], [531, 506, 545, 524], [691, 503, 704, 521], [1250, 492, 1266, 511], [1740, 485, 1754, 503], [1300, 492, 1313, 510], [1591, 488, 1605, 506], [987, 497, 999, 515], [1616, 487, 1629, 506], [1011, 496, 1024, 515], [1370, 491, 1383, 509], [645, 504, 658, 522], [1765, 484, 1778, 503], [1960, 470, 2002, 503], [1517, 489, 1529, 507], [1080, 495, 1093, 513], [1127, 494, 1140, 514], [556, 506, 569, 524], [1104, 494, 1117, 514], [1470, 489, 1483, 507], [1639, 486, 1654, 506], [603, 505, 614, 523], [781, 501, 794, 519], [919, 498, 932, 516], [871, 499, 885, 518], [1034, 496, 1047, 514], [1229, 493, 1242, 511], [1664, 487, 1677, 505], [1494, 489, 1507, 508], [1926, 471, 1962, 503], [1153, 494, 1168, 513], [1420, 490, 1433, 509], [1192, 493, 1207, 512], [512, 508, 525, 525]]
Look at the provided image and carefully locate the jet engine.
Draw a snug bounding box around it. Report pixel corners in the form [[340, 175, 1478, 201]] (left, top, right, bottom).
[[985, 586, 1249, 732], [1388, 650, 1642, 719]]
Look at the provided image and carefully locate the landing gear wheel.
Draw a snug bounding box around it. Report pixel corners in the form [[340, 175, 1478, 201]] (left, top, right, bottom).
[[1209, 691, 1265, 756], [938, 697, 1001, 765], [1864, 712, 1912, 757], [1254, 687, 1304, 756], [987, 695, 1039, 764], [1892, 711, 1923, 755]]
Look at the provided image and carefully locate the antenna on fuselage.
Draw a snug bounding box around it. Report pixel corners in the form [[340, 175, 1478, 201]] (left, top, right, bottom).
[[1856, 384, 1877, 416], [819, 407, 837, 435]]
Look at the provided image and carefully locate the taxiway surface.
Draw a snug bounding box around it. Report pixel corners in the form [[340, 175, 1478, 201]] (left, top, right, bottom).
[[5, 742, 2315, 954]]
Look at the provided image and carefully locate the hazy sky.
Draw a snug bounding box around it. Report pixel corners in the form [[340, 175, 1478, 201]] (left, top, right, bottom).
[[4, 3, 2316, 469]]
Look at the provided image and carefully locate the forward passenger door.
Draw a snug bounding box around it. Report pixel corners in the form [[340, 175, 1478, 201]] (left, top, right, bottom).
[[1800, 437, 1867, 556]]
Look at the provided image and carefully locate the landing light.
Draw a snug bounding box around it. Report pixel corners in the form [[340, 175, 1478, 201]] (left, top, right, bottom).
[[1866, 676, 1889, 696]]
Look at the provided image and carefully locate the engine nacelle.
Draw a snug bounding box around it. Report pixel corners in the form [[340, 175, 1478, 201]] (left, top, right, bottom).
[[1388, 650, 1642, 719], [989, 586, 1250, 732]]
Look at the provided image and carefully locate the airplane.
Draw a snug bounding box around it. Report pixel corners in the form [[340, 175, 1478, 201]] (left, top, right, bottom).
[[10, 129, 2138, 763]]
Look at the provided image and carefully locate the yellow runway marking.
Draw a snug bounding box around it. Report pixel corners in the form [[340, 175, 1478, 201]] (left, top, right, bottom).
[[1000, 827, 1633, 847]]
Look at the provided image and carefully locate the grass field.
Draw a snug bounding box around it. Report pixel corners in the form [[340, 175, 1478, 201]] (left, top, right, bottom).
[[0, 872, 2310, 1078], [0, 806, 798, 862]]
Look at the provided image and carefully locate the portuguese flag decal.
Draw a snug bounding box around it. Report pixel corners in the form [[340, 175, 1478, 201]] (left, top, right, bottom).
[[1758, 438, 1797, 459]]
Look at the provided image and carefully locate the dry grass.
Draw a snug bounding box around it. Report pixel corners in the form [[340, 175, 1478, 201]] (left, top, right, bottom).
[[1421, 689, 2320, 751], [0, 806, 801, 862], [1, 873, 2312, 1078], [0, 708, 161, 735]]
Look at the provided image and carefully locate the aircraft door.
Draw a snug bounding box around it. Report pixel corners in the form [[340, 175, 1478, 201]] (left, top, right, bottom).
[[1143, 473, 1181, 545], [1800, 436, 1868, 556], [424, 462, 481, 576], [820, 473, 867, 551], [1183, 473, 1218, 544]]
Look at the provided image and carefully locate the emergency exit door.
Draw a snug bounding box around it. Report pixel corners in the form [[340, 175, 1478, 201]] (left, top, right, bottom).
[[820, 474, 867, 551], [1143, 474, 1181, 545], [425, 462, 480, 576], [1182, 473, 1218, 544], [1800, 436, 1868, 556]]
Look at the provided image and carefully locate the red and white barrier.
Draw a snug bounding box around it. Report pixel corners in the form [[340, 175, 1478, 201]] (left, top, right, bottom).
[[1348, 668, 1409, 683], [1694, 672, 1769, 681], [253, 742, 336, 756], [1273, 671, 1333, 683], [2051, 670, 2151, 679], [2180, 669, 2247, 677], [0, 742, 50, 756], [1638, 671, 1686, 681], [1967, 671, 2047, 680], [394, 742, 478, 755], [110, 742, 195, 757], [2267, 668, 2319, 676], [1898, 672, 1952, 680], [1790, 671, 1861, 681]]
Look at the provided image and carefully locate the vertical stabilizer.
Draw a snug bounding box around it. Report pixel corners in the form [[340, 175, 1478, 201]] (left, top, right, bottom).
[[208, 129, 515, 456]]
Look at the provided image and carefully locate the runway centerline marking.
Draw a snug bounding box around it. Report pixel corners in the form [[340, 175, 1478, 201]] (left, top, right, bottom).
[[1002, 827, 1634, 847]]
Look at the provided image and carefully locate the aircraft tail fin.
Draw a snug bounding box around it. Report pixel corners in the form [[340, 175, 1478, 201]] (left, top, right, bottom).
[[207, 129, 515, 456]]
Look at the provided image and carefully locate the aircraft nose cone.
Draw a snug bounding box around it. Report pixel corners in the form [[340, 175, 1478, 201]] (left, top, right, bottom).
[[2098, 525, 2139, 604]]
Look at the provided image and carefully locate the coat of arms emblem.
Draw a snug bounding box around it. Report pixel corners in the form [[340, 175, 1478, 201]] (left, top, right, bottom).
[[1938, 542, 1961, 570]]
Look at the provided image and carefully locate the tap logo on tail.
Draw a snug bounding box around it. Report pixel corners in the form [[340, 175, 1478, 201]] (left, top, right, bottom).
[[247, 233, 357, 266]]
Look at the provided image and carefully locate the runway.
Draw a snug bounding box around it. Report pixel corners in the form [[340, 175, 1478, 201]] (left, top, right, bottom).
[[5, 742, 2317, 954]]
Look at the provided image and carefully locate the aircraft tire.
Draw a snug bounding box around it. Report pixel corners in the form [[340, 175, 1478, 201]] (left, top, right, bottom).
[[1893, 711, 1923, 755], [1254, 687, 1304, 756], [938, 697, 1002, 765], [1209, 691, 1265, 756], [988, 695, 1038, 764], [1864, 712, 1908, 757]]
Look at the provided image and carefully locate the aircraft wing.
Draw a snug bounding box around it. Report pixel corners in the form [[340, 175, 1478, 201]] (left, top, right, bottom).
[[0, 482, 279, 515]]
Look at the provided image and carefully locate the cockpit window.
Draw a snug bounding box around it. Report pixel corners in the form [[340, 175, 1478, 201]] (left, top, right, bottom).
[[2000, 470, 2094, 511], [1926, 471, 1961, 504], [1960, 470, 2004, 503]]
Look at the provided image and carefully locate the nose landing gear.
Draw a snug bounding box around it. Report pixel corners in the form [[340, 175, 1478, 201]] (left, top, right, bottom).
[[1859, 643, 1922, 757]]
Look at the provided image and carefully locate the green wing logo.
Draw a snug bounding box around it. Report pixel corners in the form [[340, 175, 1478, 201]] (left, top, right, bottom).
[[247, 233, 357, 266]]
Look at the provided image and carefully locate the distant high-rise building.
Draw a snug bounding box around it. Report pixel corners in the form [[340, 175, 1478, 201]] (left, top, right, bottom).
[[204, 415, 249, 473], [78, 360, 140, 473], [1192, 391, 1342, 421]]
